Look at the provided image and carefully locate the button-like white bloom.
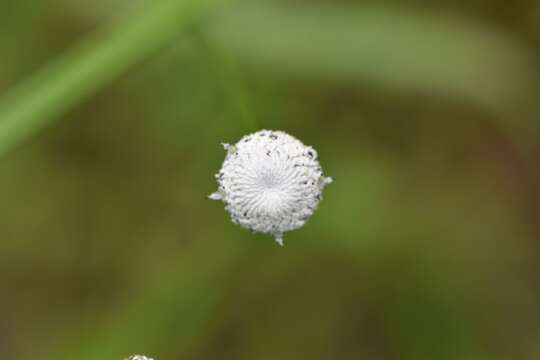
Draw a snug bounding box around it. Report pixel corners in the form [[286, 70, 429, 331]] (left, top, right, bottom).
[[125, 356, 154, 360], [210, 130, 332, 246]]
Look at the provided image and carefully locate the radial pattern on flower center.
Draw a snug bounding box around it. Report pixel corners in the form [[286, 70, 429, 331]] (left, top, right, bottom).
[[210, 130, 332, 246]]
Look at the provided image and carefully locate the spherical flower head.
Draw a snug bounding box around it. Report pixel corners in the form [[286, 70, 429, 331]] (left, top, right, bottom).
[[125, 356, 154, 360], [209, 130, 332, 246]]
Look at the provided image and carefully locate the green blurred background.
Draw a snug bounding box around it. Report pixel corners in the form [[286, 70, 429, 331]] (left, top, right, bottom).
[[1, 0, 540, 359]]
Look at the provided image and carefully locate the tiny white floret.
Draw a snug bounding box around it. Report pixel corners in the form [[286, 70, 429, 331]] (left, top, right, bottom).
[[210, 130, 332, 246], [126, 355, 154, 360]]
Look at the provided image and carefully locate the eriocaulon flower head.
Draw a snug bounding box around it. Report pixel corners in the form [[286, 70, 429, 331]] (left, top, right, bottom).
[[209, 130, 332, 246]]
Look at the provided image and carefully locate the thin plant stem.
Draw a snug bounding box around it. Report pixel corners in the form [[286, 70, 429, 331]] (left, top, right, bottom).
[[198, 35, 259, 132]]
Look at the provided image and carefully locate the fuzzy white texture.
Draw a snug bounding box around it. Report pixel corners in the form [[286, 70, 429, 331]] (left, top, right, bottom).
[[126, 356, 154, 360], [210, 130, 332, 246]]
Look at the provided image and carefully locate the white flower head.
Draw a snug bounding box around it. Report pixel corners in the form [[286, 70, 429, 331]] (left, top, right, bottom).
[[125, 356, 154, 360], [210, 130, 332, 246]]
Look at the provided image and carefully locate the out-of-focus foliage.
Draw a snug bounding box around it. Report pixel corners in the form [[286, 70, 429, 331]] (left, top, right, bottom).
[[1, 0, 540, 359], [0, 0, 226, 158], [209, 1, 540, 145]]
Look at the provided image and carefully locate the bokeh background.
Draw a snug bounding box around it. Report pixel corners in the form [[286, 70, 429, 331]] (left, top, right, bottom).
[[2, 0, 540, 359]]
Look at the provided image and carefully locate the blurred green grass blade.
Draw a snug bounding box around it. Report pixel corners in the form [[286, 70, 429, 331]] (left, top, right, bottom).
[[209, 2, 540, 132], [0, 0, 225, 159]]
